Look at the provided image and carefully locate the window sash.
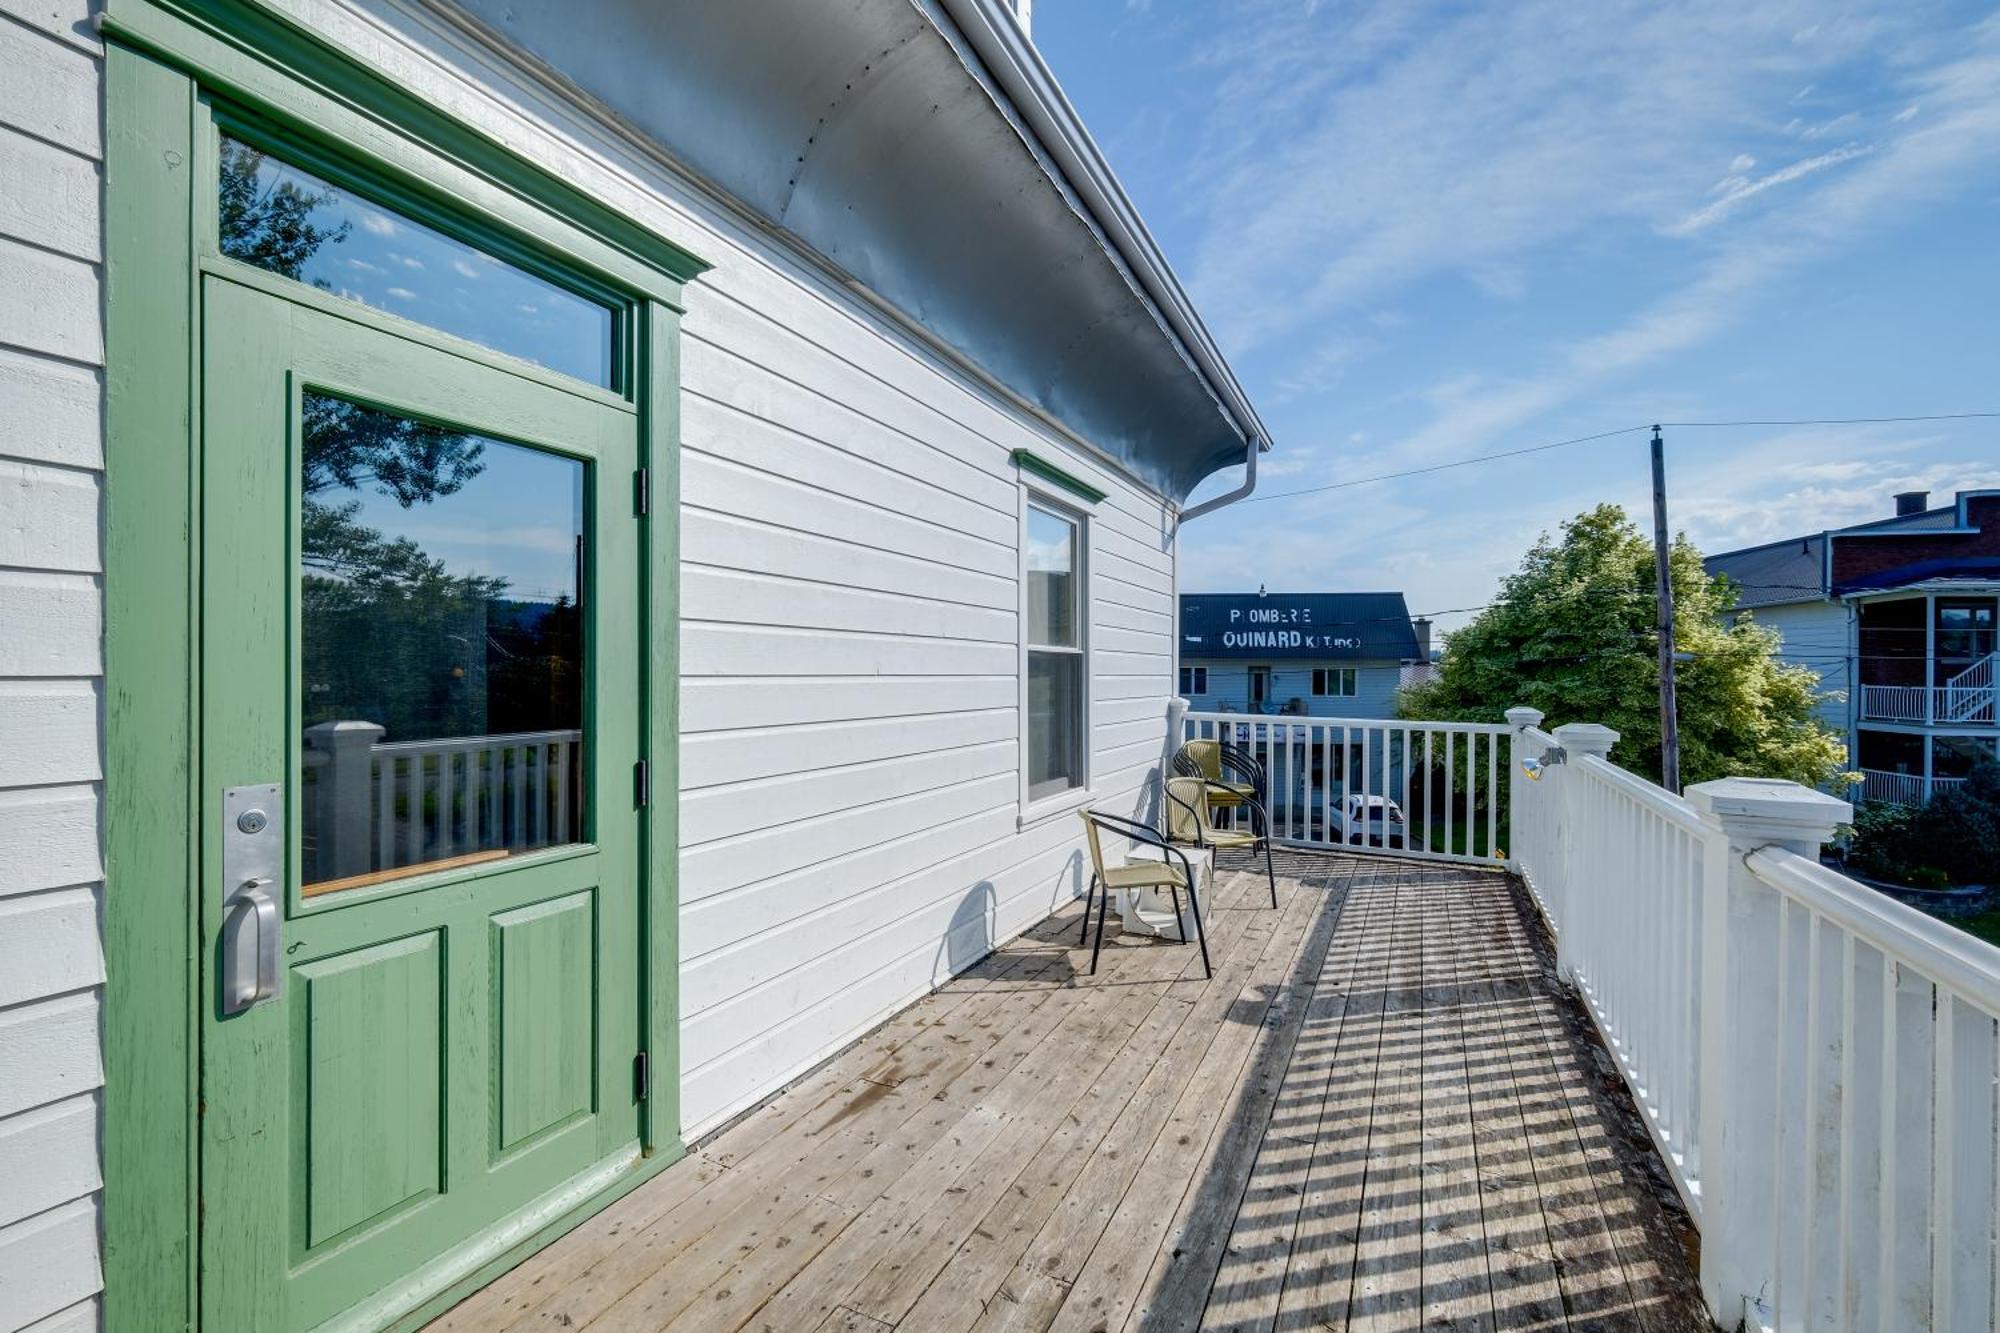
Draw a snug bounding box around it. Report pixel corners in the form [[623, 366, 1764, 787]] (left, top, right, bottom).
[[1022, 497, 1086, 805]]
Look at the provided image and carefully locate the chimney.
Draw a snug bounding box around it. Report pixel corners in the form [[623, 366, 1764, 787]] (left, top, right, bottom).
[[1412, 616, 1432, 662], [1895, 490, 1930, 517]]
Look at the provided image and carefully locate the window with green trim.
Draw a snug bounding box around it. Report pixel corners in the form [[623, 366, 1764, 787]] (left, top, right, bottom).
[[218, 135, 616, 385]]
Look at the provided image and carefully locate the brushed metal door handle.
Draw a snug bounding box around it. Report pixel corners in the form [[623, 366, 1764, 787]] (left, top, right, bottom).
[[221, 877, 281, 1014]]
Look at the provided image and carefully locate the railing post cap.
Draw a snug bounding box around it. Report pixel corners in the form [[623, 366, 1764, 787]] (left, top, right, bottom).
[[1551, 722, 1619, 755], [1686, 776, 1851, 846], [303, 719, 387, 746], [1504, 706, 1545, 729]]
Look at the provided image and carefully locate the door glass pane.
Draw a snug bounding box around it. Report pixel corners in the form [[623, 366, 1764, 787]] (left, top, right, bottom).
[[1025, 505, 1077, 647], [301, 392, 586, 894], [220, 137, 614, 386], [1027, 651, 1082, 802]]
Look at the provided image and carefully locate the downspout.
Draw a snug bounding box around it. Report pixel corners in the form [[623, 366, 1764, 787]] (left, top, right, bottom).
[[1176, 437, 1260, 526]]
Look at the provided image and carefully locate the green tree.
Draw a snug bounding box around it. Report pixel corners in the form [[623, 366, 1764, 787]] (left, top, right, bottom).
[[1399, 504, 1851, 790]]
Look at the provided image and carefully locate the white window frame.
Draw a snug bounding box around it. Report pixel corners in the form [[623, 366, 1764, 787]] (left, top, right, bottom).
[[1019, 488, 1092, 824], [1313, 666, 1358, 697], [1179, 665, 1207, 696]]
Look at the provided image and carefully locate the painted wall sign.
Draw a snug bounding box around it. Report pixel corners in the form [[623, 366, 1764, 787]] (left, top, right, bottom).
[[1179, 592, 1419, 661]]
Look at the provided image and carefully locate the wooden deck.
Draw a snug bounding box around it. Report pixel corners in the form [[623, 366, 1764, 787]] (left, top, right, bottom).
[[430, 852, 1711, 1332]]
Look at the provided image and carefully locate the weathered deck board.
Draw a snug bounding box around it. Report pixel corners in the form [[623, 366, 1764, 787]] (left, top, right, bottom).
[[428, 853, 1711, 1332]]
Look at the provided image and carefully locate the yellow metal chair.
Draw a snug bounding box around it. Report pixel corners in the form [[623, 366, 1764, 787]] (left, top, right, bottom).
[[1165, 774, 1277, 908], [1077, 808, 1210, 978], [1172, 737, 1265, 823]]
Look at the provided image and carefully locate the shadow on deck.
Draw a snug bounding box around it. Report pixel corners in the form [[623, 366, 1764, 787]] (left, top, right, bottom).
[[430, 851, 1712, 1332]]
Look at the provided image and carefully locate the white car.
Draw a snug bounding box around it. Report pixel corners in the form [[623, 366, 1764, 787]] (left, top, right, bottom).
[[1336, 793, 1407, 847]]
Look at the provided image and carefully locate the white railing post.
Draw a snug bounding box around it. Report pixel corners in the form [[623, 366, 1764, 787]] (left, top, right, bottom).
[[304, 720, 385, 880], [1550, 722, 1618, 982], [1686, 776, 1851, 1330], [1502, 707, 1544, 872]]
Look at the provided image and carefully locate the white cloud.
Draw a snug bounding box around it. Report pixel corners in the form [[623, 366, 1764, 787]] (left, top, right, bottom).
[[385, 286, 417, 300], [1893, 102, 1921, 122], [1669, 143, 1874, 235], [1730, 153, 1758, 173], [357, 211, 397, 237], [452, 258, 483, 280], [1177, 1, 1916, 351]]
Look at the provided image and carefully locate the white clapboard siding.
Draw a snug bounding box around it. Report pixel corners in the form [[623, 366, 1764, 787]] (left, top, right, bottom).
[[0, 127, 100, 262], [682, 707, 1015, 791], [0, 787, 100, 901], [0, 573, 99, 678], [0, 887, 103, 1009], [681, 621, 1014, 679], [0, 1199, 101, 1333], [0, 6, 107, 1325], [0, 993, 102, 1121], [0, 1096, 99, 1229], [0, 350, 102, 471]]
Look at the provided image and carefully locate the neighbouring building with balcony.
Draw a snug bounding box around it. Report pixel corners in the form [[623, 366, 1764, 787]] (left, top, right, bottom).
[[1707, 487, 2000, 806]]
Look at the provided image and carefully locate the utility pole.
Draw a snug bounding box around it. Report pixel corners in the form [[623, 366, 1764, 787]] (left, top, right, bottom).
[[1650, 424, 1681, 792]]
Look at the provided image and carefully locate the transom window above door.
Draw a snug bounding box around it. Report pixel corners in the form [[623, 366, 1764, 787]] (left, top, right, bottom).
[[218, 134, 617, 386]]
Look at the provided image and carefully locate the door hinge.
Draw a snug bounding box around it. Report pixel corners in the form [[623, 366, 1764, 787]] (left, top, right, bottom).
[[634, 1050, 651, 1102], [634, 758, 650, 808], [634, 467, 649, 516]]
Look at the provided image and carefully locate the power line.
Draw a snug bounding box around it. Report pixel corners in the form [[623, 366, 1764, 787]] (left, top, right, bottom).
[[1234, 411, 2000, 506], [1659, 412, 2000, 428], [1235, 426, 1648, 504]]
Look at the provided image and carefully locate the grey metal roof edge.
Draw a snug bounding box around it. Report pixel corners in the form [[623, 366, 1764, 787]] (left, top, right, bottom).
[[933, 0, 1271, 455], [387, 0, 1194, 506]]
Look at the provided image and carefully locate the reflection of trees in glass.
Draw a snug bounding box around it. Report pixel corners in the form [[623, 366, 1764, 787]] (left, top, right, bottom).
[[220, 138, 351, 282], [300, 398, 581, 744], [219, 142, 584, 745]]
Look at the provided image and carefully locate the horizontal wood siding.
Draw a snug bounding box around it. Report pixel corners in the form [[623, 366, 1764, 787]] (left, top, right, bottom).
[[0, 2, 105, 1328], [1743, 599, 1851, 735]]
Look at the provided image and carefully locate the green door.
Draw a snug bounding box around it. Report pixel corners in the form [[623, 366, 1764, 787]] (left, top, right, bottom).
[[198, 270, 646, 1330]]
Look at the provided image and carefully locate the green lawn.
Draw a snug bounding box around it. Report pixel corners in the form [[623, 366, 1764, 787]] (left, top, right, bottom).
[[1948, 907, 2000, 950]]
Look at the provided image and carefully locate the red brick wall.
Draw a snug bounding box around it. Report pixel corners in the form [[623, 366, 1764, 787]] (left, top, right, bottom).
[[1831, 495, 2000, 585]]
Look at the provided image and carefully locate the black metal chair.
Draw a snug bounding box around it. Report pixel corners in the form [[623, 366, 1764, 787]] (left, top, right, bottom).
[[1076, 808, 1210, 978]]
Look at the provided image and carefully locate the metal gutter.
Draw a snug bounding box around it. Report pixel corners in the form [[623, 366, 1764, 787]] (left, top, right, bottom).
[[1176, 437, 1258, 526], [932, 0, 1272, 457]]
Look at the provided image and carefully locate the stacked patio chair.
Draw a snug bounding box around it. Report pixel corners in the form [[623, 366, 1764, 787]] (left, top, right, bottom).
[[1076, 808, 1210, 978], [1170, 738, 1277, 906], [1163, 774, 1277, 908]]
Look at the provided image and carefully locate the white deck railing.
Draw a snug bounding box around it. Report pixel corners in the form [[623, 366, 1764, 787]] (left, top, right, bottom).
[[1860, 677, 1998, 725], [1506, 707, 2000, 1331], [303, 722, 582, 882], [1180, 711, 1510, 866]]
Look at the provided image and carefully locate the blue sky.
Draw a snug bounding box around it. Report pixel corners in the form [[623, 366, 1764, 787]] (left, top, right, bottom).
[[1036, 1, 2000, 629]]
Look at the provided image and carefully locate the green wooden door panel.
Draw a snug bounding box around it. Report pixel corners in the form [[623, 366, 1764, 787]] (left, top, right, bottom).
[[297, 934, 444, 1249], [493, 892, 596, 1152], [199, 271, 646, 1330]]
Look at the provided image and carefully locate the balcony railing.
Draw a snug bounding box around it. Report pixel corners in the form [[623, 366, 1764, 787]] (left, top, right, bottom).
[[1505, 708, 2000, 1332], [1860, 677, 1997, 725], [1179, 710, 1508, 864], [1858, 768, 1968, 807]]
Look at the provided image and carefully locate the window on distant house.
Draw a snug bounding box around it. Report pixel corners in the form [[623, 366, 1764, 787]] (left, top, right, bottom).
[[1179, 666, 1207, 695], [1313, 667, 1357, 697], [1023, 499, 1087, 806]]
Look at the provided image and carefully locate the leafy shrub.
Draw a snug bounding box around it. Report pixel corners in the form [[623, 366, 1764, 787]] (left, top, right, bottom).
[[1848, 750, 2000, 888]]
